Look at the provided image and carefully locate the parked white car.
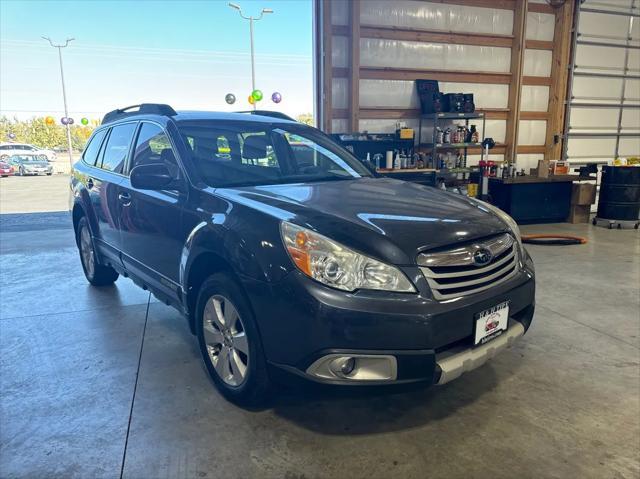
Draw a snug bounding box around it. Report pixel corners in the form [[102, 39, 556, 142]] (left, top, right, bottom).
[[0, 143, 57, 162]]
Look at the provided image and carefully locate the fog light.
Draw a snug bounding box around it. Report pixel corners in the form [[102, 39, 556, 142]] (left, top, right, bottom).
[[307, 354, 398, 382], [329, 356, 356, 377]]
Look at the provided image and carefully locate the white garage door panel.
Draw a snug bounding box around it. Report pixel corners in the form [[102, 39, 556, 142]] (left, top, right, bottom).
[[578, 11, 630, 37], [621, 108, 640, 128], [618, 137, 640, 156], [573, 77, 624, 99], [568, 138, 617, 157], [570, 108, 621, 129], [576, 45, 626, 69]]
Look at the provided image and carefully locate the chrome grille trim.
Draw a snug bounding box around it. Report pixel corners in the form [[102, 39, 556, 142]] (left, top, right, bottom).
[[417, 233, 514, 267], [418, 234, 520, 300]]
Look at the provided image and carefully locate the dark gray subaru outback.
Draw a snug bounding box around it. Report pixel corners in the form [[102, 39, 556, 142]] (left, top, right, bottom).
[[70, 104, 535, 405]]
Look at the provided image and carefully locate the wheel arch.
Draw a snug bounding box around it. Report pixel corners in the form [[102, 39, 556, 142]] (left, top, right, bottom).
[[184, 251, 245, 334]]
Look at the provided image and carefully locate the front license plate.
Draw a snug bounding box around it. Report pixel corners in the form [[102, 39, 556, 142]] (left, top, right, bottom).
[[474, 301, 509, 346]]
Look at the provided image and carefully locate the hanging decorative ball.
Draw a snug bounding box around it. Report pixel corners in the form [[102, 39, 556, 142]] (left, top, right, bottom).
[[248, 95, 255, 105], [271, 91, 282, 103], [251, 89, 263, 101], [67, 117, 75, 125], [225, 93, 236, 105], [81, 117, 89, 125], [61, 117, 69, 125], [45, 116, 55, 125]]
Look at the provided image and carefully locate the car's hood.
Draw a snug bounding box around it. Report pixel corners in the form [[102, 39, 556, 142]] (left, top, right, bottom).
[[217, 178, 509, 265]]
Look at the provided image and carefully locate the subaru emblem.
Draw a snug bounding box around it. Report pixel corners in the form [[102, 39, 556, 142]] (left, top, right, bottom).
[[473, 248, 493, 266]]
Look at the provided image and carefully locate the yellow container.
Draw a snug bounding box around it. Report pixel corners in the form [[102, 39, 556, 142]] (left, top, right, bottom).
[[467, 183, 478, 197]]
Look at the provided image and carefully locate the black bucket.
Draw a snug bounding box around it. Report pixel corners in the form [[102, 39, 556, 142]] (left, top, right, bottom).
[[597, 166, 640, 221]]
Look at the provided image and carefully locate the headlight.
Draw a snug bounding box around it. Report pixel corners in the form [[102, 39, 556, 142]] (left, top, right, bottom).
[[280, 221, 415, 293], [469, 198, 523, 251]]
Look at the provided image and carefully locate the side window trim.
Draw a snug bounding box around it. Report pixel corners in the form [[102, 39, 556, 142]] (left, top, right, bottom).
[[124, 122, 143, 176], [96, 128, 112, 169]]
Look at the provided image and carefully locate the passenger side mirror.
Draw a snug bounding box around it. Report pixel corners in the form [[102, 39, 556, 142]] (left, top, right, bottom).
[[130, 163, 179, 191]]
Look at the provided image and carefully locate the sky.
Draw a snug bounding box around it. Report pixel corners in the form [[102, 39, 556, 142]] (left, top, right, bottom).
[[0, 0, 314, 122]]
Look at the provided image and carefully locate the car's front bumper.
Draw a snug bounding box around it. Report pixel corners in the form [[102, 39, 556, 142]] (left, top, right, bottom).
[[242, 250, 535, 386]]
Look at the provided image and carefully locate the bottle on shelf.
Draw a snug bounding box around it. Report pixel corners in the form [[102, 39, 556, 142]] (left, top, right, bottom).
[[443, 128, 451, 144], [470, 125, 479, 143]]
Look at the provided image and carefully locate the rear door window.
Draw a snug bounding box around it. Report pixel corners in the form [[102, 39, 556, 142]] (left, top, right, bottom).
[[82, 129, 108, 166], [99, 123, 137, 173]]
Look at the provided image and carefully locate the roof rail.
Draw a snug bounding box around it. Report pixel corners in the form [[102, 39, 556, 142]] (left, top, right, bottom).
[[102, 104, 177, 124], [236, 110, 296, 122]]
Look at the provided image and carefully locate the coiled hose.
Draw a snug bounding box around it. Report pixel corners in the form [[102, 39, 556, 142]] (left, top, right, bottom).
[[521, 234, 587, 246]]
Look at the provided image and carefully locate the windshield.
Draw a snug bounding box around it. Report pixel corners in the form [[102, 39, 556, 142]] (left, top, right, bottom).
[[176, 120, 372, 188]]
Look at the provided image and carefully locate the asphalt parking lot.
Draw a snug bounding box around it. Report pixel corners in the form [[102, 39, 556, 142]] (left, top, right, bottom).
[[0, 174, 70, 214], [0, 190, 639, 478]]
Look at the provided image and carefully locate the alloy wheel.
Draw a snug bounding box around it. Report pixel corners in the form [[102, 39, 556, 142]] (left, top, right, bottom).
[[79, 225, 95, 278], [202, 295, 249, 387]]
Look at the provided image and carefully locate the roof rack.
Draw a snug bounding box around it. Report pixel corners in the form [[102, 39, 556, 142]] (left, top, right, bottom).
[[236, 110, 296, 122], [102, 104, 177, 124]]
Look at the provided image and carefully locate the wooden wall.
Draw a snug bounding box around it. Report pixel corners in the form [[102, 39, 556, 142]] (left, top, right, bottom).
[[314, 0, 575, 165]]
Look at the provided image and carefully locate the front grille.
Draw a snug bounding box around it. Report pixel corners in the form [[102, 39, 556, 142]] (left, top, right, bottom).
[[417, 233, 520, 300]]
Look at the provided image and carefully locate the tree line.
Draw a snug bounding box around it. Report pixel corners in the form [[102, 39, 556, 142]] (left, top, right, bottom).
[[0, 116, 95, 151]]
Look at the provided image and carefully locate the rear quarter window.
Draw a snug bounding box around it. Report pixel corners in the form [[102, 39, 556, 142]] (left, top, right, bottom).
[[82, 129, 108, 166]]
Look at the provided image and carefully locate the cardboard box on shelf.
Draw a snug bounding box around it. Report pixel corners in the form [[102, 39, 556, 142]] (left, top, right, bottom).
[[536, 160, 550, 178], [571, 183, 597, 205], [567, 204, 591, 224]]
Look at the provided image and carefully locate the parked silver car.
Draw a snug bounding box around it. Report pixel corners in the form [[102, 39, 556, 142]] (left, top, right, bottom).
[[8, 154, 54, 176]]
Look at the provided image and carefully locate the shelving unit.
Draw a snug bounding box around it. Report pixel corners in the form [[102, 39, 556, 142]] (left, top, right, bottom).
[[417, 112, 487, 168]]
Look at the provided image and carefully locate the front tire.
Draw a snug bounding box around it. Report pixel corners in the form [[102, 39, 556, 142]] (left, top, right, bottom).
[[196, 273, 270, 406], [76, 216, 118, 286]]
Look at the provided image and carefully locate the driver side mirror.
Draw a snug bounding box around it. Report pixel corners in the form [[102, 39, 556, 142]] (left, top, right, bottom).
[[130, 163, 183, 191]]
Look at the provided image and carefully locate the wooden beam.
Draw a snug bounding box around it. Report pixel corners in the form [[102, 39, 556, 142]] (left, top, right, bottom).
[[321, 0, 332, 132], [349, 0, 360, 132], [545, 0, 574, 160], [522, 76, 552, 86], [517, 145, 547, 154], [332, 108, 349, 119], [525, 39, 554, 50], [426, 0, 515, 10], [505, 0, 528, 164], [521, 111, 549, 120], [333, 67, 349, 78], [413, 0, 552, 13], [360, 67, 512, 84], [357, 108, 547, 121], [528, 2, 555, 14], [358, 25, 514, 48]]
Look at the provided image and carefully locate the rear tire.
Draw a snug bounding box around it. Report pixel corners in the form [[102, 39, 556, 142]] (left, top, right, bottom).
[[76, 216, 118, 286], [196, 273, 270, 407]]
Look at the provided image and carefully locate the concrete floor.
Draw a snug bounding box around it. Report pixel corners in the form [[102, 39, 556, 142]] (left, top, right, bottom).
[[0, 212, 638, 478]]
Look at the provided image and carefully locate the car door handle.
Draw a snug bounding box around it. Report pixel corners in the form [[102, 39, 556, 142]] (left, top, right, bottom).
[[87, 178, 94, 189], [118, 192, 132, 206]]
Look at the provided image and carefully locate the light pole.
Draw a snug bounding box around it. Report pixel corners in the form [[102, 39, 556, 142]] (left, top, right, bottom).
[[42, 36, 75, 167], [228, 3, 273, 110]]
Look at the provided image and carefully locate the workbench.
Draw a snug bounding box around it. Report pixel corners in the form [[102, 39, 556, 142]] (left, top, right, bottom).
[[488, 175, 594, 224]]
